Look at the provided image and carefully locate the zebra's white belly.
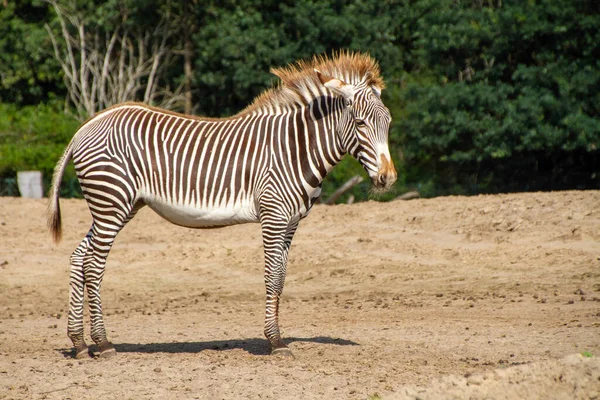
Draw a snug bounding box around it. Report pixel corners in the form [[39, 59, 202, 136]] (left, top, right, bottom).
[[144, 197, 259, 228]]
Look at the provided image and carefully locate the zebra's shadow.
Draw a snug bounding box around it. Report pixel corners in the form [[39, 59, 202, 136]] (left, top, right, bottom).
[[58, 336, 359, 357], [115, 336, 358, 356]]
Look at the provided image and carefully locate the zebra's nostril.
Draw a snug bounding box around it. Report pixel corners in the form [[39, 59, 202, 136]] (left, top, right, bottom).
[[378, 175, 386, 186]]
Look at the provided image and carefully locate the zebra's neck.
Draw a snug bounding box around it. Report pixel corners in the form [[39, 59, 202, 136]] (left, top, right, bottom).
[[253, 95, 347, 193]]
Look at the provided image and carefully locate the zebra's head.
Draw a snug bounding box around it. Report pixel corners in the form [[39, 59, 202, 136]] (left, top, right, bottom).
[[315, 69, 397, 192]]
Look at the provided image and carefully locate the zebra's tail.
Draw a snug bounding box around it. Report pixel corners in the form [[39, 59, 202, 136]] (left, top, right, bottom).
[[47, 137, 76, 244]]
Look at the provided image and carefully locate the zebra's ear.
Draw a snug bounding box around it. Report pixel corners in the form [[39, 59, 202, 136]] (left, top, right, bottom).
[[314, 69, 355, 102]]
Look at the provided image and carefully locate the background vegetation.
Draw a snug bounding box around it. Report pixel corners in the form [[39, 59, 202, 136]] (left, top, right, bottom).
[[1, 0, 598, 200]]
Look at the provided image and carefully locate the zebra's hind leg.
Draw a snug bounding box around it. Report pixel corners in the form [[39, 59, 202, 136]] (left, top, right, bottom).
[[261, 217, 299, 357], [82, 223, 120, 358], [81, 202, 143, 358], [67, 230, 93, 359]]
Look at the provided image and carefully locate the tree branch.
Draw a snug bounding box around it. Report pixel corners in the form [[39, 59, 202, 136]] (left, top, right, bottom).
[[43, 1, 183, 120]]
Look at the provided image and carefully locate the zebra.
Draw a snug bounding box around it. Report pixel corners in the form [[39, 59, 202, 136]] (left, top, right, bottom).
[[48, 52, 397, 359]]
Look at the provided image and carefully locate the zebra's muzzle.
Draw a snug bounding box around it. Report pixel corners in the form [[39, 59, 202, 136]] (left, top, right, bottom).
[[372, 153, 397, 191]]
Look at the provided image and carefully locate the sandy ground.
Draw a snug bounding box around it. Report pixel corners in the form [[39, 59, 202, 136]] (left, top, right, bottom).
[[0, 190, 599, 399]]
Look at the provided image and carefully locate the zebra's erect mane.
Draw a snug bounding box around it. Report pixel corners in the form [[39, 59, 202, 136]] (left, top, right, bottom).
[[240, 51, 384, 115]]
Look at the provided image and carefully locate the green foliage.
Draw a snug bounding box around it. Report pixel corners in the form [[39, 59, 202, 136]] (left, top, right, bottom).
[[0, 0, 598, 199], [0, 2, 62, 104], [191, 0, 416, 117], [0, 102, 79, 177], [393, 0, 600, 194], [192, 2, 293, 116]]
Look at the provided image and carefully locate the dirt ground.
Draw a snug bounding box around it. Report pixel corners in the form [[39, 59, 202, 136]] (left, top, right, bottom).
[[0, 190, 599, 399]]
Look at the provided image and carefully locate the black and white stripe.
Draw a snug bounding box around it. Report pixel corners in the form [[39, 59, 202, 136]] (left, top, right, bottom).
[[48, 53, 397, 358]]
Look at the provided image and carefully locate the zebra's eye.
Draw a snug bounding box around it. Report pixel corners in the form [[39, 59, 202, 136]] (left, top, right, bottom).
[[355, 119, 366, 127]]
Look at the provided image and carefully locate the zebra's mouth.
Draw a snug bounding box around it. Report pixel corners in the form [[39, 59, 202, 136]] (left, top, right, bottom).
[[370, 153, 397, 192], [370, 176, 396, 193]]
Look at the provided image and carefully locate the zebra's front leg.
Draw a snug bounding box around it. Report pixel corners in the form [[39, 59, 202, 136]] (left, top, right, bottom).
[[67, 232, 92, 358], [261, 218, 299, 357]]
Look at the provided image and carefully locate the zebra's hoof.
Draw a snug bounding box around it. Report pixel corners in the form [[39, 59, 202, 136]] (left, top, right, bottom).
[[99, 348, 117, 358], [74, 346, 90, 359], [271, 348, 294, 358], [98, 342, 117, 358]]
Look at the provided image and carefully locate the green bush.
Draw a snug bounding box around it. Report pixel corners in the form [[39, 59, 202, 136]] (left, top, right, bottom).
[[1, 0, 599, 200], [390, 0, 600, 195], [0, 101, 79, 181]]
